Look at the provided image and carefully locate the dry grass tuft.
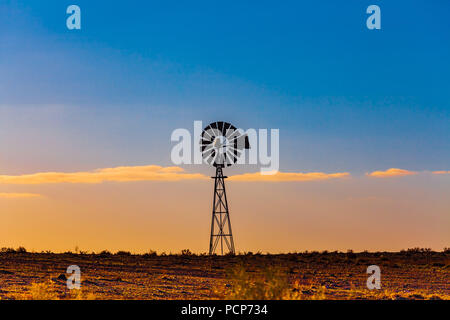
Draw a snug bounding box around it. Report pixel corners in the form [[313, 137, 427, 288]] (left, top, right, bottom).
[[221, 264, 290, 299], [12, 281, 96, 300]]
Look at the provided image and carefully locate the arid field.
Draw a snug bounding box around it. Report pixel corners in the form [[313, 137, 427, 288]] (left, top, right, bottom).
[[0, 249, 448, 300]]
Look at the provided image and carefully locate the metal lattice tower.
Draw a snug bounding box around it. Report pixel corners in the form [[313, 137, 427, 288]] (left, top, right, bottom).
[[209, 165, 235, 255]]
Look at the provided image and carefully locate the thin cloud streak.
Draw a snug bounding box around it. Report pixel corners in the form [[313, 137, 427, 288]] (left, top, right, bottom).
[[3, 165, 443, 185], [229, 171, 350, 182], [0, 165, 208, 184], [432, 170, 450, 175], [0, 193, 42, 198], [366, 168, 418, 178], [0, 165, 351, 184]]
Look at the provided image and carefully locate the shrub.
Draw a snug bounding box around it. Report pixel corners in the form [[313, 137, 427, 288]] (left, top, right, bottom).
[[27, 282, 59, 300], [143, 250, 157, 257], [181, 249, 192, 256], [407, 247, 432, 254], [115, 250, 132, 256], [224, 265, 290, 300], [99, 250, 112, 256], [20, 281, 96, 300], [346, 249, 356, 259], [16, 247, 27, 253]]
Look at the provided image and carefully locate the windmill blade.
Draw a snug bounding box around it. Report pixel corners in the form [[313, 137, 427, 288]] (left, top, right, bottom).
[[201, 143, 215, 153], [217, 121, 224, 133], [225, 127, 241, 140], [202, 148, 218, 165], [225, 149, 238, 166], [202, 127, 214, 140], [222, 122, 232, 134]]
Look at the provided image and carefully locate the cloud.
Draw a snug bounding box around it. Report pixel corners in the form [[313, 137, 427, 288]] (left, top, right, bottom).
[[366, 168, 418, 178], [2, 165, 442, 185], [0, 165, 352, 184], [432, 170, 450, 175], [229, 171, 350, 182], [0, 165, 208, 185], [0, 193, 42, 199]]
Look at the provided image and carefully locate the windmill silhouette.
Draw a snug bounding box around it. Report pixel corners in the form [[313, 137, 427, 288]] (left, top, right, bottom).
[[200, 121, 250, 255]]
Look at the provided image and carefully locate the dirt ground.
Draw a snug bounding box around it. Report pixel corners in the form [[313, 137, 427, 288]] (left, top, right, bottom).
[[0, 250, 448, 300]]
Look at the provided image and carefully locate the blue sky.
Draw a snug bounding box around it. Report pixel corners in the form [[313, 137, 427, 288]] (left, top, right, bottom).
[[1, 0, 449, 174]]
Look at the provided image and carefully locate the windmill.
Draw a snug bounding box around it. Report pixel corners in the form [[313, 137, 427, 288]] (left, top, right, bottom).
[[200, 121, 250, 255]]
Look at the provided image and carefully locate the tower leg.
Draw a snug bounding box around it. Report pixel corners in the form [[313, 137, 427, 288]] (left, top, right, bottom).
[[209, 166, 235, 255]]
